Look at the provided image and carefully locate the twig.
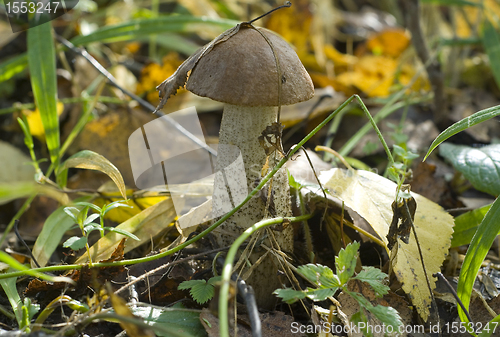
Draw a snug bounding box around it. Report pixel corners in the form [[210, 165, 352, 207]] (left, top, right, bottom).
[[400, 0, 447, 126], [432, 272, 474, 325], [54, 34, 217, 157]]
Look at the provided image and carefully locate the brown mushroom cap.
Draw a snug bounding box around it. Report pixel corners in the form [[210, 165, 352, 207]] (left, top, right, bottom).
[[186, 25, 314, 106]]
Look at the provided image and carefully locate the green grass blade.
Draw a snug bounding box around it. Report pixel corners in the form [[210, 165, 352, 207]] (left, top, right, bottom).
[[457, 196, 500, 325], [70, 16, 238, 46], [27, 23, 60, 169], [482, 18, 500, 91], [424, 104, 500, 160], [478, 315, 500, 337], [0, 54, 28, 82]]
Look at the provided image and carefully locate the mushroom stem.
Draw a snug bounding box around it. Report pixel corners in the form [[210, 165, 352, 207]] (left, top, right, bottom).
[[212, 104, 293, 308]]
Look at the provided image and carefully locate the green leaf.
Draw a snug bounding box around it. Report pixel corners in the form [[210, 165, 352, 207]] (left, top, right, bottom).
[[0, 54, 28, 82], [483, 18, 500, 92], [439, 144, 500, 196], [70, 16, 238, 46], [63, 236, 88, 251], [27, 23, 60, 168], [177, 279, 216, 304], [424, 105, 500, 160], [32, 196, 92, 267], [367, 303, 403, 330], [132, 303, 206, 337], [83, 213, 100, 225], [354, 267, 390, 297], [452, 204, 493, 247], [105, 228, 140, 241], [297, 264, 340, 288], [479, 315, 500, 337], [349, 291, 402, 330], [304, 287, 337, 302], [60, 150, 127, 199], [458, 196, 500, 324], [336, 241, 360, 285], [273, 288, 306, 304], [0, 274, 22, 325]]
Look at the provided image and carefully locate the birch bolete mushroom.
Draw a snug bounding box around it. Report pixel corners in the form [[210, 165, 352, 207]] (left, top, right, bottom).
[[156, 22, 313, 308]]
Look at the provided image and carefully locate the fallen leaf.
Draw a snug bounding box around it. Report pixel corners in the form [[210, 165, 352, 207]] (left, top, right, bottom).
[[320, 168, 454, 321], [363, 28, 410, 58]]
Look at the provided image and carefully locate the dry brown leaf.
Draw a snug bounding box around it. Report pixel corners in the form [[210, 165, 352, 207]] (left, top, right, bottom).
[[320, 168, 454, 321], [155, 23, 245, 111]]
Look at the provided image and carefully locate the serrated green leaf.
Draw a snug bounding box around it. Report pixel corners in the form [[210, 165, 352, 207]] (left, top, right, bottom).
[[178, 280, 204, 291], [458, 196, 500, 325], [304, 287, 337, 302], [424, 105, 500, 160], [366, 303, 402, 329], [353, 267, 390, 297], [439, 143, 500, 196], [63, 236, 87, 251], [336, 242, 360, 285], [27, 23, 60, 168], [452, 203, 492, 247], [273, 288, 306, 304], [178, 280, 215, 304], [349, 291, 402, 329], [297, 264, 339, 288]]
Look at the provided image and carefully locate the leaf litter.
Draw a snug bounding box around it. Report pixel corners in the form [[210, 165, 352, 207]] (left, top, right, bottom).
[[319, 168, 454, 321]]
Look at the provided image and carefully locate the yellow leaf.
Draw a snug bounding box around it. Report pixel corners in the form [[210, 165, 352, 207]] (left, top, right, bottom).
[[136, 52, 184, 104], [22, 102, 64, 141], [320, 168, 454, 321], [365, 28, 410, 58]]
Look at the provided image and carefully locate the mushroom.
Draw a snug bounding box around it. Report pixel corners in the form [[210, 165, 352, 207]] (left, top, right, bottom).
[[156, 23, 313, 308]]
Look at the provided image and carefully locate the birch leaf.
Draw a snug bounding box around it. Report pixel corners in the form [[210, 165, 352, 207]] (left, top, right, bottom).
[[320, 168, 454, 321]]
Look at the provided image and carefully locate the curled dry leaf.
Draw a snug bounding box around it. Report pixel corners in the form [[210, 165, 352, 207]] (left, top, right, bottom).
[[319, 168, 454, 321], [155, 23, 245, 111], [61, 150, 127, 199]]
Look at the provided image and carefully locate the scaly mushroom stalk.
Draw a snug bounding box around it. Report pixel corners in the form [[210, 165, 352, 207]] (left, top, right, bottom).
[[212, 105, 293, 308]]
